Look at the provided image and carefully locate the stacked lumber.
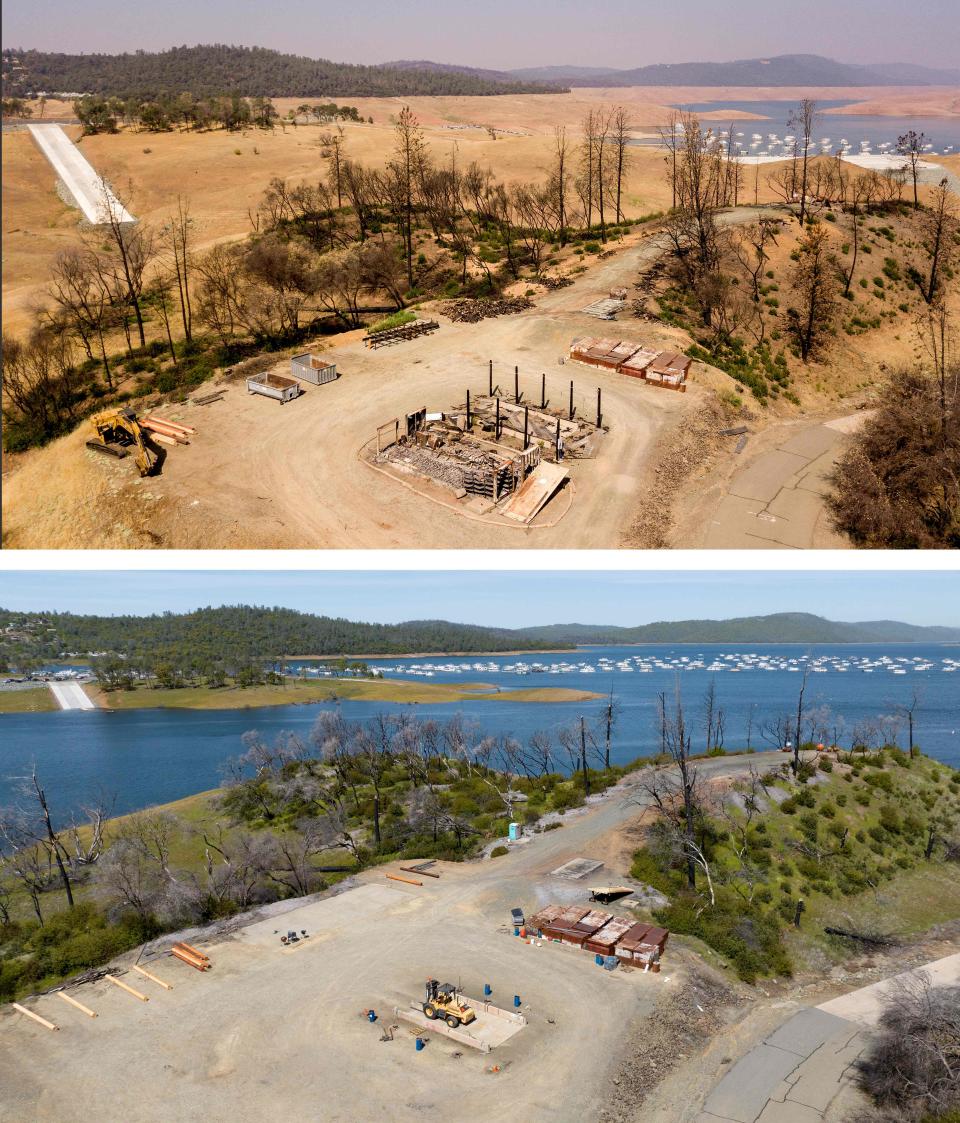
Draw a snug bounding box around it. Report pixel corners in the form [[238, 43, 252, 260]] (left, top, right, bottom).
[[365, 319, 439, 348], [170, 941, 211, 971]]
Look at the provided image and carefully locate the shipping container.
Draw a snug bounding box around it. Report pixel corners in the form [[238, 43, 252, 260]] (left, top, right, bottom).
[[290, 353, 337, 386]]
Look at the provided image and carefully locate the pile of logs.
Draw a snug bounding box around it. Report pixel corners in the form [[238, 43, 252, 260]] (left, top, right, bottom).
[[170, 941, 211, 971], [441, 297, 533, 323], [139, 415, 194, 447]]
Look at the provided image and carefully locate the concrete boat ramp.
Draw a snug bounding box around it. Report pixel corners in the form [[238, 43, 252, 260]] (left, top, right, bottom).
[[27, 123, 135, 225], [48, 680, 96, 711]]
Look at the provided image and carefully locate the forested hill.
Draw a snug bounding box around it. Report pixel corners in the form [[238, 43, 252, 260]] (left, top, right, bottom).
[[1, 609, 956, 669], [0, 607, 558, 666], [0, 45, 567, 99]]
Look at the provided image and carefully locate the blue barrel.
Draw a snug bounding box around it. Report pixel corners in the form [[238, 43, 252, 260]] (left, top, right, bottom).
[[415, 1037, 424, 1051], [368, 1010, 377, 1022], [514, 926, 520, 936], [513, 995, 521, 1008], [595, 954, 604, 966], [484, 984, 492, 996]]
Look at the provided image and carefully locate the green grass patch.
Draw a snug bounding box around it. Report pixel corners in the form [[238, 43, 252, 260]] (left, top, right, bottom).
[[366, 309, 416, 335], [0, 687, 57, 713]]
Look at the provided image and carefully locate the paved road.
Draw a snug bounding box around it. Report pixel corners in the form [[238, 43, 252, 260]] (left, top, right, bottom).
[[701, 415, 865, 550], [817, 951, 960, 1026], [696, 953, 960, 1123], [48, 680, 96, 711], [697, 1007, 866, 1123]]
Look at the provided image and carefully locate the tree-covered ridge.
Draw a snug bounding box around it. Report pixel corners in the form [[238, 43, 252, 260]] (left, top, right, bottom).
[[1, 45, 567, 99], [0, 606, 556, 666], [1, 607, 957, 671]]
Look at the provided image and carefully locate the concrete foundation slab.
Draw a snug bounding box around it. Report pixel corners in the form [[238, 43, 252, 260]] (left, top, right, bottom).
[[550, 858, 605, 880]]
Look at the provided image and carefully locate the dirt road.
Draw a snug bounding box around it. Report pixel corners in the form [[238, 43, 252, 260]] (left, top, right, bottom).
[[3, 208, 791, 550], [0, 752, 783, 1123]]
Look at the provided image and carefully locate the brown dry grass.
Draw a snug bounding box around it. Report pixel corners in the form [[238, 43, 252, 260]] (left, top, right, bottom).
[[5, 85, 957, 339]]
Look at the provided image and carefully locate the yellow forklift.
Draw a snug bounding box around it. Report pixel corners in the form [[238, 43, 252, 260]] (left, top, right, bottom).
[[86, 407, 158, 476], [421, 979, 477, 1029]]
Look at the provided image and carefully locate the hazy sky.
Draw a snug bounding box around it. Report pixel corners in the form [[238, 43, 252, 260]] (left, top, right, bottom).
[[3, 0, 958, 69], [1, 570, 956, 626]]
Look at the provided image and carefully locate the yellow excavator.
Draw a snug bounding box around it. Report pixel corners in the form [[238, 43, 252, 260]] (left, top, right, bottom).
[[86, 407, 158, 477], [421, 979, 477, 1029]]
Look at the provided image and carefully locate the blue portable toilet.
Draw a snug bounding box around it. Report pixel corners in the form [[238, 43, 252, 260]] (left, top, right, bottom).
[[415, 1037, 425, 1051], [595, 953, 604, 966], [513, 995, 521, 1008], [508, 822, 520, 842], [484, 984, 492, 996]]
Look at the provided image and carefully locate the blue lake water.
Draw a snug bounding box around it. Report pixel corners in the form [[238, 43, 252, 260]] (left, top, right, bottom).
[[3, 644, 958, 825], [632, 101, 960, 155]]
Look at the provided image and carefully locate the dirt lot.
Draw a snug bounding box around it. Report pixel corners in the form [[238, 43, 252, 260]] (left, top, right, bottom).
[[2, 224, 712, 550], [0, 753, 781, 1123]]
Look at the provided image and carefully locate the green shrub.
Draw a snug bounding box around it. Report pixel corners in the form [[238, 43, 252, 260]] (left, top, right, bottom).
[[655, 894, 792, 983], [490, 845, 509, 858]]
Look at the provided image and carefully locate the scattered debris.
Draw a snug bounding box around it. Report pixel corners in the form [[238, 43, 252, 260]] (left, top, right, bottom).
[[441, 297, 533, 322], [539, 275, 574, 290]]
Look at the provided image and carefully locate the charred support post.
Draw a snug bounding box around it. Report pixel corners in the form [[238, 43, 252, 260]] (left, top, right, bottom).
[[514, 366, 520, 404], [569, 380, 575, 421], [489, 360, 493, 397], [495, 396, 501, 441], [523, 405, 529, 449], [466, 389, 472, 430], [555, 417, 561, 463], [597, 387, 602, 429], [541, 372, 546, 409]]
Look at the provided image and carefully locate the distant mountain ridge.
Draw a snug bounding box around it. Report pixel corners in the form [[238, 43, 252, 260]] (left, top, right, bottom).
[[512, 613, 960, 645], [508, 53, 960, 88]]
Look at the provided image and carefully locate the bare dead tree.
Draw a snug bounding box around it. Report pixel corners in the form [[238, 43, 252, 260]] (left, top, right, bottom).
[[391, 106, 428, 287], [159, 195, 193, 341], [631, 685, 703, 891], [95, 183, 153, 348], [787, 224, 840, 362], [921, 179, 958, 306], [611, 106, 631, 222], [787, 98, 819, 227], [896, 130, 928, 209], [602, 684, 620, 770]]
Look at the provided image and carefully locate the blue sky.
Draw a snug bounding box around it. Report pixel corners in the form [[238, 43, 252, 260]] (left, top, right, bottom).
[[0, 570, 956, 626], [3, 0, 957, 68]]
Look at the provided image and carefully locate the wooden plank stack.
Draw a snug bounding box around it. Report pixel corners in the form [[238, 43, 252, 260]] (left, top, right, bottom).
[[170, 941, 211, 971]]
